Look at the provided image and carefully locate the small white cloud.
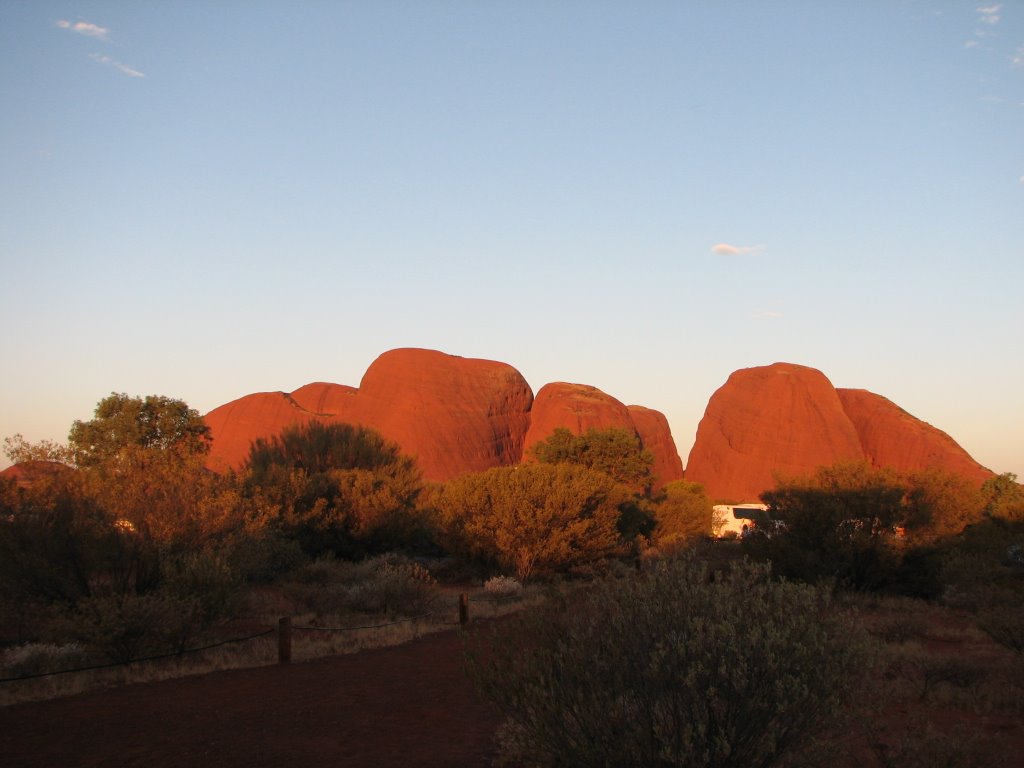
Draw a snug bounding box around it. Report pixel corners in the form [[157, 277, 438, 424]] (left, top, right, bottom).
[[88, 53, 145, 78], [56, 19, 109, 40], [754, 311, 784, 320], [1019, 175, 1024, 184], [965, 39, 979, 48], [712, 243, 765, 256], [1013, 46, 1024, 68], [977, 4, 1001, 24]]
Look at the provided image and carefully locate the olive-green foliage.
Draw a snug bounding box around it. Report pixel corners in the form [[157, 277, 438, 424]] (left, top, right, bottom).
[[282, 554, 440, 618], [0, 440, 249, 655], [982, 473, 1024, 522], [467, 554, 868, 768], [756, 462, 908, 590], [652, 480, 713, 547], [244, 421, 427, 557], [3, 433, 72, 465], [437, 463, 629, 581], [902, 467, 986, 542], [68, 393, 211, 467], [529, 427, 654, 491]]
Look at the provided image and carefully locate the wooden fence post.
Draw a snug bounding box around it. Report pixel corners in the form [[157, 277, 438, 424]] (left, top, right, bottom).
[[459, 593, 469, 627], [278, 616, 292, 665]]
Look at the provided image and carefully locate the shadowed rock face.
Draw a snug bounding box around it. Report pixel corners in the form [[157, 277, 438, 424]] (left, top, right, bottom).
[[522, 383, 684, 488], [204, 349, 684, 486], [205, 349, 534, 481], [837, 388, 993, 483], [686, 363, 994, 502], [686, 364, 863, 502], [627, 405, 686, 488]]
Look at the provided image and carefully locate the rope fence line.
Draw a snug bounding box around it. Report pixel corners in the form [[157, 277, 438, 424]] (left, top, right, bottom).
[[293, 610, 439, 632], [0, 627, 276, 684], [1, 592, 486, 684]]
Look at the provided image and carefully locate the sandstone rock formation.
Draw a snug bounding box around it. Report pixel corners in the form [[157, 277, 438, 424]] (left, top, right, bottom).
[[203, 392, 320, 473], [523, 383, 636, 451], [686, 363, 995, 502], [205, 349, 534, 481], [204, 349, 684, 486], [627, 405, 686, 488], [686, 364, 863, 502], [346, 348, 534, 479], [837, 388, 993, 483], [522, 382, 684, 488]]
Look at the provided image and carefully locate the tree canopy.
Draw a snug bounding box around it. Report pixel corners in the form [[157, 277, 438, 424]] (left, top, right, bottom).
[[436, 463, 629, 581], [68, 393, 211, 467], [528, 427, 654, 491], [243, 421, 425, 557], [652, 480, 713, 547]]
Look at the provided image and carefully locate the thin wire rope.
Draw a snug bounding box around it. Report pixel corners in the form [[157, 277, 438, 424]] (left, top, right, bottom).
[[292, 610, 439, 632], [0, 628, 276, 684]]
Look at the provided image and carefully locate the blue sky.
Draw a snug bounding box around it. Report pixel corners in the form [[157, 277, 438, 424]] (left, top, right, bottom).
[[1, 1, 1022, 476]]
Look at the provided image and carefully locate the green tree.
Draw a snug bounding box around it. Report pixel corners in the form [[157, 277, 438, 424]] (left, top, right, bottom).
[[652, 480, 713, 547], [981, 472, 1024, 522], [467, 554, 868, 767], [756, 461, 909, 589], [244, 421, 425, 557], [437, 463, 629, 581], [3, 433, 73, 465], [903, 467, 986, 542], [529, 426, 654, 491], [68, 393, 211, 467]]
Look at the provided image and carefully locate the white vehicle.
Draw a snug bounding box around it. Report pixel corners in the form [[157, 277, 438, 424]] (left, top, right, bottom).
[[713, 503, 771, 538]]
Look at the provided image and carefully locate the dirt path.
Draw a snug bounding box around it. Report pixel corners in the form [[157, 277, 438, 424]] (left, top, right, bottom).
[[0, 628, 502, 768]]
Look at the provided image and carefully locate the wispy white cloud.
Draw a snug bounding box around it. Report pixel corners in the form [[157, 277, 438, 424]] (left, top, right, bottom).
[[977, 4, 1002, 25], [1013, 46, 1024, 68], [56, 19, 109, 40], [711, 243, 765, 256], [753, 310, 784, 320], [88, 53, 145, 78]]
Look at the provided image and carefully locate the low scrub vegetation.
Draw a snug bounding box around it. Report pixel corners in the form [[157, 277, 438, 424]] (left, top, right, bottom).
[[467, 554, 870, 767], [2, 392, 1022, 768]]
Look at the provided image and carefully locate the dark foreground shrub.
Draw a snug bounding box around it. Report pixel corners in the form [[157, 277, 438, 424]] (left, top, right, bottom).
[[467, 554, 869, 768]]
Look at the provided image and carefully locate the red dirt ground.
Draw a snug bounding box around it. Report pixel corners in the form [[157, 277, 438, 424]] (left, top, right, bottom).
[[0, 628, 502, 768]]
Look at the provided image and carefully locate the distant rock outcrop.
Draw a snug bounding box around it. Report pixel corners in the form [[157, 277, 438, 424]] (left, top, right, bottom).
[[523, 383, 636, 451], [628, 405, 686, 488], [346, 348, 534, 480], [522, 382, 684, 488], [0, 460, 73, 489], [686, 363, 994, 502], [205, 349, 534, 481], [686, 364, 863, 502], [204, 349, 684, 486], [837, 388, 993, 483], [203, 392, 320, 473]]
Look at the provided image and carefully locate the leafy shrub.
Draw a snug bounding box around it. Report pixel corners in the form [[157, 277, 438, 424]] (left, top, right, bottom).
[[483, 575, 523, 604], [437, 463, 629, 581], [343, 555, 439, 615], [467, 554, 869, 768], [60, 593, 202, 663]]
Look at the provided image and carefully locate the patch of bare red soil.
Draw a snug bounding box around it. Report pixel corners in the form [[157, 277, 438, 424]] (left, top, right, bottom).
[[0, 628, 500, 768]]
